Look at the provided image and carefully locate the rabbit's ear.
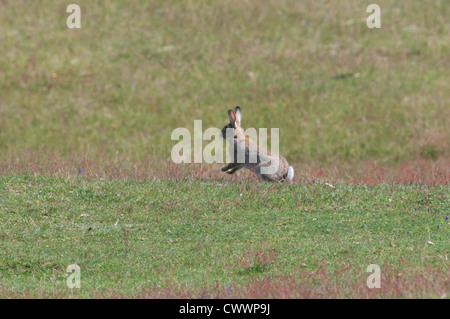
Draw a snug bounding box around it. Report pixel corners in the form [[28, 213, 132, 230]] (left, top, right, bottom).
[[228, 109, 236, 126], [234, 106, 241, 126]]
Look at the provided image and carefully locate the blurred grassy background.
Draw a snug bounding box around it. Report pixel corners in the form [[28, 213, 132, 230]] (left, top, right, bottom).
[[0, 0, 449, 167]]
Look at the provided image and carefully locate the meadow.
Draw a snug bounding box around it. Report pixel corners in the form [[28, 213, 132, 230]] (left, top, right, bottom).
[[0, 0, 449, 298], [1, 174, 448, 298]]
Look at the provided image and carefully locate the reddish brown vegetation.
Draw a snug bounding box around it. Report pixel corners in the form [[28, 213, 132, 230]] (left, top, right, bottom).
[[1, 262, 447, 299], [1, 152, 448, 185], [225, 238, 277, 269], [134, 265, 448, 299]]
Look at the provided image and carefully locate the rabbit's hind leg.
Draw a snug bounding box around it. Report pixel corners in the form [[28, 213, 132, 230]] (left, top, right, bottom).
[[255, 162, 278, 182]]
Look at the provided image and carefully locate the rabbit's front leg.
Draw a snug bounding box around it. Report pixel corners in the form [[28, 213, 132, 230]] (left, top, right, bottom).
[[226, 165, 244, 174], [221, 163, 235, 172]]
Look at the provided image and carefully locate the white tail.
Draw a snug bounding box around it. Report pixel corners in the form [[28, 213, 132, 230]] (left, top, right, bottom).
[[287, 166, 294, 181]]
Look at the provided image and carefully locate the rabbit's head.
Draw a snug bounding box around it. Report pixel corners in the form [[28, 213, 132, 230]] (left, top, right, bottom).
[[221, 106, 242, 141]]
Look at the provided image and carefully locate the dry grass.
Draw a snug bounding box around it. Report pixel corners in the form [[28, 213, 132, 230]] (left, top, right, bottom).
[[1, 262, 447, 299], [133, 265, 449, 299], [1, 152, 448, 186]]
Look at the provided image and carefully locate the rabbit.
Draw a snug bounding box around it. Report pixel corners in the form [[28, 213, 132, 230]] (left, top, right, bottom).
[[220, 106, 294, 183]]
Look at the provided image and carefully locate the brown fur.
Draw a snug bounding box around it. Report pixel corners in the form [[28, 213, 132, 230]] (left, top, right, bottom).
[[221, 106, 293, 182]]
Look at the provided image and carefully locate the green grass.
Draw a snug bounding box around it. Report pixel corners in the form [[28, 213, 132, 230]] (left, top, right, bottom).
[[0, 0, 449, 166], [0, 175, 448, 297]]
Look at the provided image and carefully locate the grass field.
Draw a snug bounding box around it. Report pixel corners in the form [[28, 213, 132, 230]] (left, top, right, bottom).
[[0, 0, 449, 298], [0, 175, 448, 298], [1, 0, 449, 166]]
